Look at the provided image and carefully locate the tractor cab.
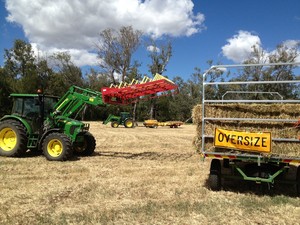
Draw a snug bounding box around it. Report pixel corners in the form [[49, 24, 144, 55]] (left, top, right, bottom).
[[120, 112, 131, 122], [10, 93, 58, 133]]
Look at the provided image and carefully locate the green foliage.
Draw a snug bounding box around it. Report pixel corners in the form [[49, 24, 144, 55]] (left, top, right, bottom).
[[1, 39, 299, 121], [0, 68, 12, 116], [230, 44, 300, 100], [3, 39, 38, 93]]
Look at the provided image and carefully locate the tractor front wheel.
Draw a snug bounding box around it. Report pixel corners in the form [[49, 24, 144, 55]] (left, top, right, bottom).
[[42, 133, 73, 161], [111, 121, 119, 128], [0, 120, 27, 157], [74, 132, 96, 156], [124, 119, 134, 128]]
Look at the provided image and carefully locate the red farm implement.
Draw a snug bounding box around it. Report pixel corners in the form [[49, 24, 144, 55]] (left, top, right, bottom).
[[101, 73, 178, 105]]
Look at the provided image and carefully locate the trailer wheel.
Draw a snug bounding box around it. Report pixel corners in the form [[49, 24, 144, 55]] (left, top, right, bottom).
[[111, 121, 119, 128], [42, 133, 73, 161], [0, 120, 27, 157], [124, 119, 134, 128], [74, 132, 96, 156], [296, 166, 300, 196], [209, 159, 222, 191]]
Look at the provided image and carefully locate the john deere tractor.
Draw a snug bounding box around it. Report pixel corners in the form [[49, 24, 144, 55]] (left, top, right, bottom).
[[0, 86, 105, 161], [103, 112, 134, 128], [0, 74, 178, 161]]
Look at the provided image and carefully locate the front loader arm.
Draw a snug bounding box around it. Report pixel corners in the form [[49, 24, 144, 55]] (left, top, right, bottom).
[[51, 86, 105, 119]]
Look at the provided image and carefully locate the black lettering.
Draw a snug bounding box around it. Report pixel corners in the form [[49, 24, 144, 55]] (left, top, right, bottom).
[[225, 134, 230, 142], [237, 136, 243, 145], [254, 137, 260, 147], [244, 136, 250, 146], [231, 135, 236, 144], [218, 133, 224, 142], [261, 137, 267, 147]]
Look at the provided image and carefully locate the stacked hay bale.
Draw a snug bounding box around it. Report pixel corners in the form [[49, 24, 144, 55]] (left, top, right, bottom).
[[192, 103, 300, 157]]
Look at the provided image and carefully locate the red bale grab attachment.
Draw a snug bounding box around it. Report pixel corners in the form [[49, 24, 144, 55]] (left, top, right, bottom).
[[101, 74, 178, 105]]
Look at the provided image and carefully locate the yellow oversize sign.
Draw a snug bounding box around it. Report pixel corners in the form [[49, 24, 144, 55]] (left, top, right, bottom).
[[214, 128, 271, 153]]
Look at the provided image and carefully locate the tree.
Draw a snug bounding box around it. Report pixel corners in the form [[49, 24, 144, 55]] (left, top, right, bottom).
[[147, 40, 172, 119], [46, 52, 83, 96], [96, 26, 142, 84], [147, 40, 172, 75], [0, 67, 12, 116], [234, 43, 300, 100], [3, 39, 38, 93]]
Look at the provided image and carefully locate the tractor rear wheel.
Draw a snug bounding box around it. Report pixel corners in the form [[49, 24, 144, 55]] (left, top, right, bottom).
[[74, 132, 96, 156], [42, 132, 73, 161], [0, 120, 27, 157], [124, 118, 134, 128], [111, 121, 119, 128]]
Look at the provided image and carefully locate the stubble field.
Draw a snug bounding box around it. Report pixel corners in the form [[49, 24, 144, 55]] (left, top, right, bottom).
[[0, 122, 300, 224]]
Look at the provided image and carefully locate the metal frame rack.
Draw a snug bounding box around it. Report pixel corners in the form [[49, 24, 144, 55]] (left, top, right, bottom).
[[200, 62, 300, 192]]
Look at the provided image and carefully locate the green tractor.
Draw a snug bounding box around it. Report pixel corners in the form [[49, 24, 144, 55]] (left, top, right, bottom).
[[103, 112, 134, 128], [0, 86, 105, 161]]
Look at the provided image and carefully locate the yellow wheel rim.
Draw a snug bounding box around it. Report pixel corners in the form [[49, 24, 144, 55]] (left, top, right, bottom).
[[126, 121, 133, 127], [47, 139, 63, 157], [112, 123, 118, 128], [0, 128, 17, 151]]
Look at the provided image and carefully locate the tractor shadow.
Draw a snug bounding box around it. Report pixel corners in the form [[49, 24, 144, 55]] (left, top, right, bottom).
[[94, 151, 195, 161], [21, 150, 81, 161]]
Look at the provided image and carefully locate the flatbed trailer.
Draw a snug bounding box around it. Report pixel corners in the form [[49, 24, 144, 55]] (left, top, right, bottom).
[[143, 120, 183, 128], [199, 62, 300, 194]]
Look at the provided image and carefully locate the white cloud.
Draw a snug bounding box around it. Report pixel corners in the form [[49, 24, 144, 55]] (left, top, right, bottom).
[[5, 0, 204, 67], [221, 30, 261, 63], [281, 40, 300, 63], [31, 43, 98, 67], [147, 45, 160, 53], [282, 40, 300, 49], [222, 32, 300, 64]]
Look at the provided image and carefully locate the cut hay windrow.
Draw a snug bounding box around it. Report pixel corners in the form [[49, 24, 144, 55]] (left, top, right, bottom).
[[192, 104, 300, 157]]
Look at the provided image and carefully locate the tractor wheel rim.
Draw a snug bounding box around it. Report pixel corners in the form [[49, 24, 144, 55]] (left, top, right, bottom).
[[0, 128, 17, 151], [47, 139, 63, 157], [127, 121, 133, 127]]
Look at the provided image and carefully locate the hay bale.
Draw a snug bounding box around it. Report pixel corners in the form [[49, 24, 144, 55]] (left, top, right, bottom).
[[192, 104, 300, 157]]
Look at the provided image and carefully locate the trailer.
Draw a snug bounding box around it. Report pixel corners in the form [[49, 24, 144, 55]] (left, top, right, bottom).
[[143, 120, 183, 128], [198, 62, 300, 194]]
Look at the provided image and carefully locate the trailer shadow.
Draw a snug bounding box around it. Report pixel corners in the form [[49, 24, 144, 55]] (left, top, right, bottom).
[[204, 165, 299, 197]]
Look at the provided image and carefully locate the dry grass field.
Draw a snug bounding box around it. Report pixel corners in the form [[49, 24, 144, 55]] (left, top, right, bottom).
[[1, 122, 300, 224]]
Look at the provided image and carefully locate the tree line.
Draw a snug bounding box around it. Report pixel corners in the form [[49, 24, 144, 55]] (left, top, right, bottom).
[[0, 26, 299, 122]]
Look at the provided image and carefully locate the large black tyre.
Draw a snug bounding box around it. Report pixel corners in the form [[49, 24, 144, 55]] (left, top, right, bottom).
[[124, 118, 134, 128], [209, 159, 222, 191], [42, 132, 73, 161], [0, 120, 28, 157], [296, 166, 300, 196], [208, 174, 221, 191], [74, 132, 96, 156]]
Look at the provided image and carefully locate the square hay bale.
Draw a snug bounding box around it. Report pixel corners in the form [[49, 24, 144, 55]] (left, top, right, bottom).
[[192, 104, 300, 157]]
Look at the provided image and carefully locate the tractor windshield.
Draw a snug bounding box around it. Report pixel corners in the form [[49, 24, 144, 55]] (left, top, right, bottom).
[[11, 95, 58, 119], [12, 97, 39, 118]]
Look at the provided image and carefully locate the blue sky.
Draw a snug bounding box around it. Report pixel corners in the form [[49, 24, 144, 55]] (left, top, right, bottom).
[[1, 0, 300, 81]]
